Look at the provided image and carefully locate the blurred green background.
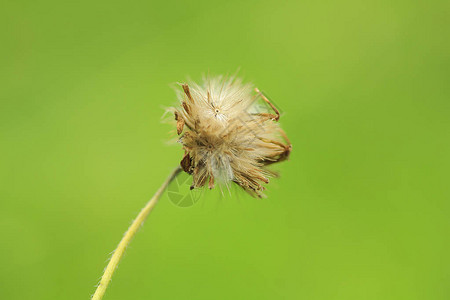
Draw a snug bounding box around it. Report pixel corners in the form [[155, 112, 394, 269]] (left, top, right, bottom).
[[1, 0, 449, 299]]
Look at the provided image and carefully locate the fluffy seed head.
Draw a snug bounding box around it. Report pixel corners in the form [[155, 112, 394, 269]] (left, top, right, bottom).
[[169, 75, 291, 198]]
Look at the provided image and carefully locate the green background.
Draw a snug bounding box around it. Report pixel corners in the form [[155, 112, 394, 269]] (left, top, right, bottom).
[[1, 0, 449, 299]]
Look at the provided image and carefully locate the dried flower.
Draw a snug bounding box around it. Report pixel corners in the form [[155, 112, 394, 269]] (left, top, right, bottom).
[[170, 75, 291, 198]]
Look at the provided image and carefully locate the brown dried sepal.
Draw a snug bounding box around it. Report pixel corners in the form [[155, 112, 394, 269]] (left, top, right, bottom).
[[190, 162, 208, 190], [254, 88, 280, 121], [208, 174, 215, 189], [233, 170, 267, 198], [258, 129, 292, 165], [174, 111, 185, 135], [180, 153, 193, 174], [182, 83, 193, 101], [181, 84, 193, 115]]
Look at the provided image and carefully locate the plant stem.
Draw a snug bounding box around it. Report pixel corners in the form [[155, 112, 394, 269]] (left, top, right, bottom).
[[92, 166, 182, 300]]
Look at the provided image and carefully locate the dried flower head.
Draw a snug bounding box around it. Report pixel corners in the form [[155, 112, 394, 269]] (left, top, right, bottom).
[[169, 75, 291, 198]]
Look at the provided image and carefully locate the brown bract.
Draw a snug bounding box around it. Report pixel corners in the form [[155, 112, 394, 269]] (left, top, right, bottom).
[[170, 76, 291, 198]]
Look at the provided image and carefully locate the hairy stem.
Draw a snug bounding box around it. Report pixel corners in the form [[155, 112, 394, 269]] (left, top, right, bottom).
[[92, 166, 182, 300]]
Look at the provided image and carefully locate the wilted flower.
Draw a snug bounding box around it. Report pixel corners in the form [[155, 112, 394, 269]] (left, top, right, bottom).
[[93, 76, 291, 300], [170, 75, 291, 198]]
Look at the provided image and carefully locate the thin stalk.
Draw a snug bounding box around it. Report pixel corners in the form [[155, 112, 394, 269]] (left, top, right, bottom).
[[92, 166, 182, 300]]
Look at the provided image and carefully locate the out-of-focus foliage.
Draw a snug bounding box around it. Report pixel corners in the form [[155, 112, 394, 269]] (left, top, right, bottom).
[[1, 0, 449, 299]]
